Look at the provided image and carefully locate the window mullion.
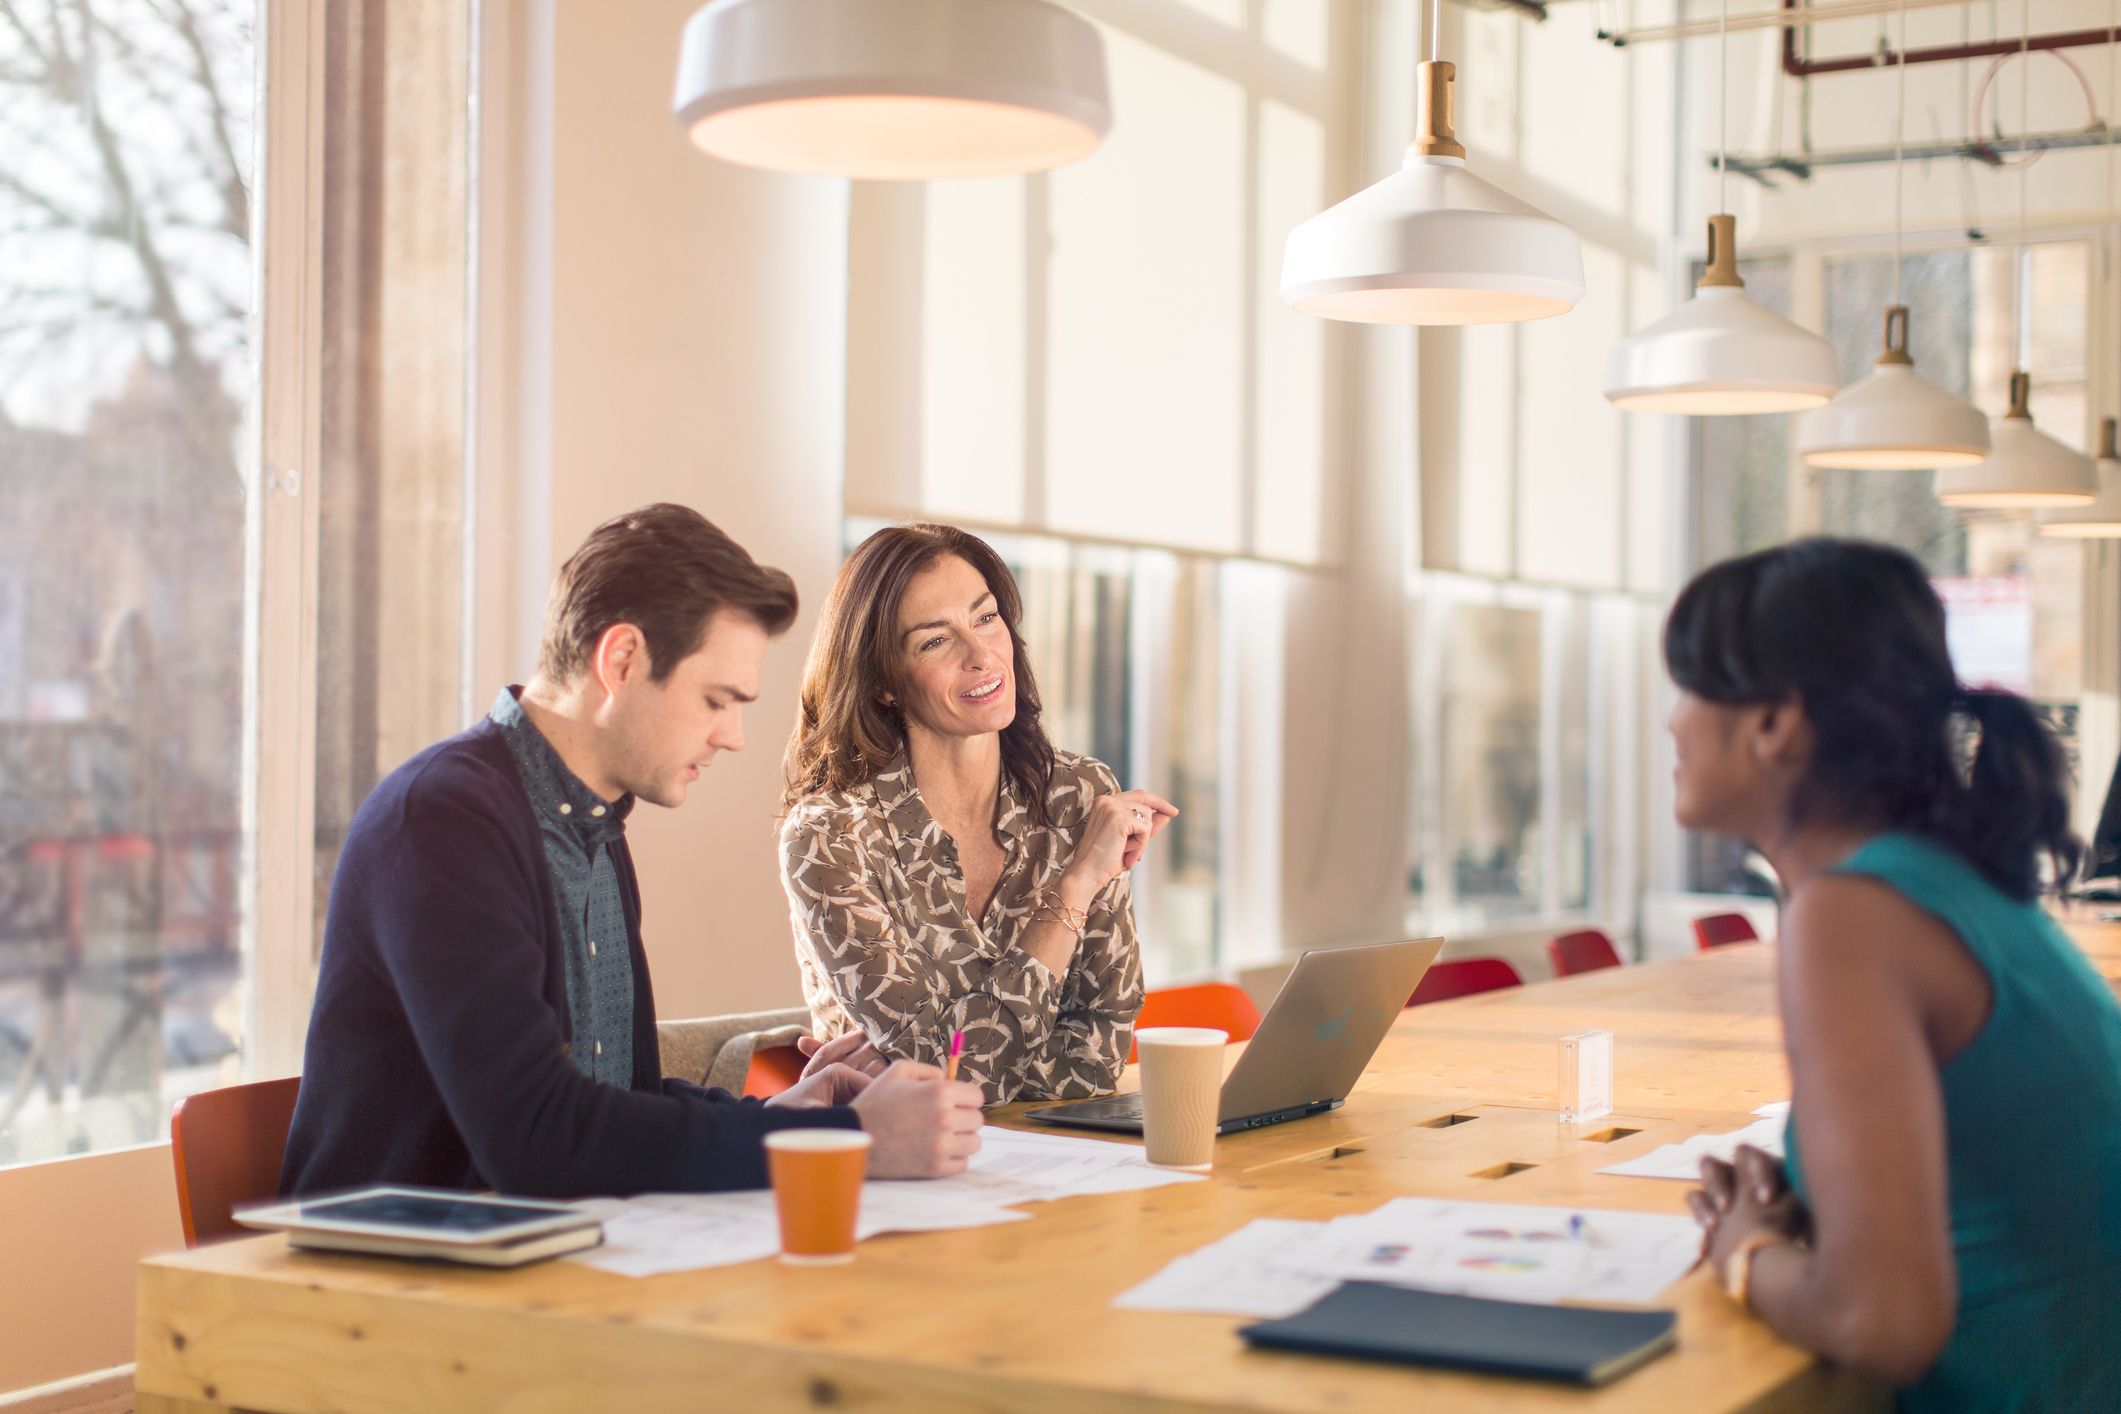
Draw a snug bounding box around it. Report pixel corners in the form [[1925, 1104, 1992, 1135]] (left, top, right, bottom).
[[244, 0, 329, 1081]]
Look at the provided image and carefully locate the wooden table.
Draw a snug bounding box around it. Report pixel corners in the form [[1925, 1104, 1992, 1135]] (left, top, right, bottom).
[[135, 944, 1898, 1413]]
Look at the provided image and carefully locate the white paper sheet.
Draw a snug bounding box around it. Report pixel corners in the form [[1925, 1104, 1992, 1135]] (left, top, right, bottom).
[[570, 1125, 1198, 1278], [1288, 1198, 1701, 1306], [1112, 1219, 1340, 1318], [954, 1125, 1208, 1202], [1597, 1113, 1787, 1182], [1113, 1198, 1703, 1317], [569, 1192, 785, 1278]]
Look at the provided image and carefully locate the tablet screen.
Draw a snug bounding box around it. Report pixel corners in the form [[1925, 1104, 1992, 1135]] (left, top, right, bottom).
[[296, 1192, 579, 1234]]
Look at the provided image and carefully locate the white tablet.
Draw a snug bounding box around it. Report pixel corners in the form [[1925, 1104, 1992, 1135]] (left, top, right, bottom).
[[237, 1185, 603, 1265]]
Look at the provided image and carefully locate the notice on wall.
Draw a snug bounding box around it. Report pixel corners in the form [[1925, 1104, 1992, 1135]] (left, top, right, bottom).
[[1933, 576, 2032, 694]]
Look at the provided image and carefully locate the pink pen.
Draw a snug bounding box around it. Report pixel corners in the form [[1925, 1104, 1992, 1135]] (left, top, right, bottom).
[[945, 1029, 964, 1083]]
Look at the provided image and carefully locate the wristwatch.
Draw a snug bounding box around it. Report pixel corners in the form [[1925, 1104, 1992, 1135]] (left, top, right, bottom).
[[1724, 1233, 1785, 1311]]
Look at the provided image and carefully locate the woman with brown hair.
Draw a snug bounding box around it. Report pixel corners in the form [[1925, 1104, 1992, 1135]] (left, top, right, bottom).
[[780, 524, 1175, 1105]]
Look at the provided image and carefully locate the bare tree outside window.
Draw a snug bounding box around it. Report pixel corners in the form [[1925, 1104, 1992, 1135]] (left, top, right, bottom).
[[0, 0, 255, 1164]]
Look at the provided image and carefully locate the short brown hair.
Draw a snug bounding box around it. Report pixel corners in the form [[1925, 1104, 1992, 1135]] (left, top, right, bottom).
[[784, 523, 1055, 823], [538, 503, 797, 685]]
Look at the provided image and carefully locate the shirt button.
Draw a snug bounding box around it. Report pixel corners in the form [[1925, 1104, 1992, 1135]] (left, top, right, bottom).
[[591, 805, 606, 817], [588, 939, 597, 957], [594, 1040, 603, 1057], [558, 802, 572, 815]]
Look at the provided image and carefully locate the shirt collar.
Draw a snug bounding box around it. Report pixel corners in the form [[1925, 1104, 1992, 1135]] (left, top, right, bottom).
[[490, 686, 633, 840], [873, 749, 1029, 846]]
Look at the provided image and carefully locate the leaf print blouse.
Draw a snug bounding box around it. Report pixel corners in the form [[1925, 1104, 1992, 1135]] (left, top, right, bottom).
[[779, 748, 1144, 1105]]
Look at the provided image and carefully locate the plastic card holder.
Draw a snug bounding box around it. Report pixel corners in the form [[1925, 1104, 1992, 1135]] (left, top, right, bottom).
[[1558, 1028, 1614, 1124]]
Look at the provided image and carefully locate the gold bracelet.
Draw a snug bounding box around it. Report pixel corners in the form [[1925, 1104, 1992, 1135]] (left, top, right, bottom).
[[1724, 1233, 1785, 1312], [1029, 906, 1085, 939], [1033, 888, 1089, 933]]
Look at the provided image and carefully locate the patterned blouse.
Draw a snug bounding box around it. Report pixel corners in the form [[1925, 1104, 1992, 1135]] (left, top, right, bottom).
[[779, 749, 1144, 1105]]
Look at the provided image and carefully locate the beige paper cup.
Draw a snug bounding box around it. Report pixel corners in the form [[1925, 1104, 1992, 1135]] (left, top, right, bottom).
[[765, 1128, 871, 1265], [1135, 1026, 1227, 1171]]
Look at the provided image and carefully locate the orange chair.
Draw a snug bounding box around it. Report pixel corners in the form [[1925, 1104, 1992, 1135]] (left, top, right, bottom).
[[1128, 982, 1262, 1063], [743, 1044, 807, 1098], [170, 1075, 302, 1247], [1693, 912, 1761, 951], [1547, 928, 1623, 977], [1406, 957, 1523, 1007]]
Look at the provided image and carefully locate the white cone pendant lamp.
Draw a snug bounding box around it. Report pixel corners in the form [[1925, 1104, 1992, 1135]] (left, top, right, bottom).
[[673, 0, 1111, 180], [1799, 307, 1990, 468], [1798, 0, 1988, 466], [2040, 418, 2121, 536], [1606, 215, 1840, 413], [1936, 372, 2097, 508], [1605, 0, 1837, 415], [1280, 60, 1583, 324]]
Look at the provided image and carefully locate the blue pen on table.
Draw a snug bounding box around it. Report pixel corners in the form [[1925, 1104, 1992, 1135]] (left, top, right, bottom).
[[1568, 1213, 1587, 1241]]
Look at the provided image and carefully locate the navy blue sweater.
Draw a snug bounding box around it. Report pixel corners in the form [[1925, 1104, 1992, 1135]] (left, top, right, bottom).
[[279, 717, 860, 1198]]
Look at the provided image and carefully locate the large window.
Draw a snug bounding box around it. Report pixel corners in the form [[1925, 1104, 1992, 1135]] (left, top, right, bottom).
[[1408, 579, 1621, 938], [0, 0, 257, 1165], [0, 0, 474, 1167]]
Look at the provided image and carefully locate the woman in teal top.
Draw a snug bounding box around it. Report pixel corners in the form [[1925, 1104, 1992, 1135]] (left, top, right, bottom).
[[1664, 538, 2121, 1410]]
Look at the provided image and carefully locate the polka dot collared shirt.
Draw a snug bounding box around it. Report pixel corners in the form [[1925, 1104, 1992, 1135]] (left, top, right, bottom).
[[489, 686, 636, 1088]]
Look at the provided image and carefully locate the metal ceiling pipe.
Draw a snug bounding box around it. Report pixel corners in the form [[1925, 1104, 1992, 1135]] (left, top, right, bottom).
[[1782, 0, 2115, 77]]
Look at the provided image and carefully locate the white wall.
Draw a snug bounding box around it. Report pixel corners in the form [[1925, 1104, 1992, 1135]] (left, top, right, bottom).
[[0, 1144, 180, 1393], [521, 0, 852, 1018]]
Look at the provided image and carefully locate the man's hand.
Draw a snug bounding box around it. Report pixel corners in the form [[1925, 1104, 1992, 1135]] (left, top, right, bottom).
[[765, 1061, 871, 1110], [797, 1030, 890, 1080], [850, 1060, 984, 1178]]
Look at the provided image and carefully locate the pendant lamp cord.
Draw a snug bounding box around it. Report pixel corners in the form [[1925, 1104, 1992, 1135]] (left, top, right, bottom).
[[1718, 0, 1729, 214], [2016, 0, 2030, 373], [1431, 0, 1441, 64], [1893, 0, 1907, 306]]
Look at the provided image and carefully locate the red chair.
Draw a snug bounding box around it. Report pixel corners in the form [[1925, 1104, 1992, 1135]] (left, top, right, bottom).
[[170, 1076, 302, 1247], [1407, 957, 1524, 1007], [743, 1044, 807, 1098], [1547, 928, 1623, 977], [1129, 982, 1262, 1062], [1693, 912, 1761, 951]]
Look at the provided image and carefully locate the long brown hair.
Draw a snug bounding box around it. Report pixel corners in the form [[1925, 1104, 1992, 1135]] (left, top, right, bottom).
[[784, 524, 1057, 824]]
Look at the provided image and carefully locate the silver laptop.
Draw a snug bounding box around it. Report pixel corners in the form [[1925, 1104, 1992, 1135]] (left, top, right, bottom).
[[1027, 937, 1444, 1137]]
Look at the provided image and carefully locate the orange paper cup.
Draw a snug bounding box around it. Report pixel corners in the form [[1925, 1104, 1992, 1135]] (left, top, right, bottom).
[[765, 1128, 872, 1266]]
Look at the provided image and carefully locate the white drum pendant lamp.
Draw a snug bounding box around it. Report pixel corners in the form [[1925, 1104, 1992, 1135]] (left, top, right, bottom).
[[2040, 418, 2121, 536], [1798, 0, 1988, 466], [1278, 40, 1583, 322], [1605, 215, 1840, 413], [673, 0, 1111, 180], [1936, 372, 2097, 508], [1799, 307, 1990, 468]]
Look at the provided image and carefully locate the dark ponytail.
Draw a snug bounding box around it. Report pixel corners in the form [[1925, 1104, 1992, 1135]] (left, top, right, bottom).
[[1944, 689, 2084, 899], [1664, 538, 2081, 901]]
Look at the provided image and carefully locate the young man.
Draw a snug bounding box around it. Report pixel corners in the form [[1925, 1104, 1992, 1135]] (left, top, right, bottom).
[[281, 504, 984, 1197]]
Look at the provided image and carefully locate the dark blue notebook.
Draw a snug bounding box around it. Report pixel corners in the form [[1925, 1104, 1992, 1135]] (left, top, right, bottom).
[[1238, 1282, 1678, 1387]]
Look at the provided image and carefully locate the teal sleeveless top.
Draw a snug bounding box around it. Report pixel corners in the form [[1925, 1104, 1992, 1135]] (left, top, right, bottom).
[[1783, 833, 2121, 1411]]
